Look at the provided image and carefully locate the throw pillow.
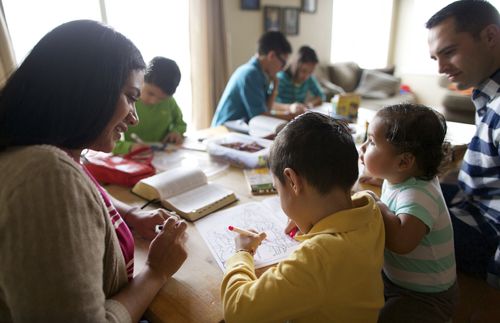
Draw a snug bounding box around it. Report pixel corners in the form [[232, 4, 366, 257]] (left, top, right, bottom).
[[327, 62, 362, 93], [355, 69, 401, 99]]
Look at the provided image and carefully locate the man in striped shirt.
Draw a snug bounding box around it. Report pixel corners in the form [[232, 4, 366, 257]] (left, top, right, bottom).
[[427, 0, 500, 289]]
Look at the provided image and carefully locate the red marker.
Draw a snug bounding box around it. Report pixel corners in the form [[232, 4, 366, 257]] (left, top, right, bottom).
[[289, 227, 298, 238], [228, 225, 259, 237]]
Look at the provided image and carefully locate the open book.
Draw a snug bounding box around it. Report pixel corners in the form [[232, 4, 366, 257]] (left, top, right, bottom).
[[248, 115, 288, 138], [131, 167, 237, 221], [194, 197, 299, 270]]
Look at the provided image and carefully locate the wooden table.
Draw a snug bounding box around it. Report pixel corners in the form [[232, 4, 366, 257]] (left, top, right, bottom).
[[106, 166, 266, 323]]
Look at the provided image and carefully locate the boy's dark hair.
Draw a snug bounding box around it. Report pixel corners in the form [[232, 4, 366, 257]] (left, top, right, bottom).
[[257, 31, 292, 56], [269, 112, 358, 194], [426, 0, 500, 39], [376, 103, 449, 180], [286, 45, 319, 78], [0, 20, 145, 150], [144, 57, 181, 96]]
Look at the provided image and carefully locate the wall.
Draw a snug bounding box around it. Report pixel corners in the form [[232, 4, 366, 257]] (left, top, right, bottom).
[[223, 0, 444, 109], [223, 0, 333, 72], [391, 0, 446, 110]]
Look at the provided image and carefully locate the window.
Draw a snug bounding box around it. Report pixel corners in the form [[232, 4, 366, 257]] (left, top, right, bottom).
[[330, 0, 393, 69], [394, 0, 500, 75], [3, 0, 192, 129], [3, 0, 101, 62]]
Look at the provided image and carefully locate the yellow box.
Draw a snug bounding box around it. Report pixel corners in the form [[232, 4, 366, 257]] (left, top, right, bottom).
[[331, 93, 361, 122]]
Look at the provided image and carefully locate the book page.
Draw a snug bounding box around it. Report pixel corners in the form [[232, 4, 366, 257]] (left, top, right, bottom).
[[194, 197, 299, 270], [248, 115, 287, 138], [139, 167, 207, 199], [166, 184, 233, 214]]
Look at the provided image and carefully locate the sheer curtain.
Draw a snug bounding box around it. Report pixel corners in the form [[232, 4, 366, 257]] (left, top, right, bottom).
[[0, 2, 16, 86], [189, 0, 229, 129]]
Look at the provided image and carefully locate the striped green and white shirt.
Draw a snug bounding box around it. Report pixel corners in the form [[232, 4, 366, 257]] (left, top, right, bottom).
[[275, 71, 325, 104], [381, 177, 456, 293]]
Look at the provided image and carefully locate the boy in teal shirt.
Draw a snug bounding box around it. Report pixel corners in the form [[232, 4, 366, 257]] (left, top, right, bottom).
[[114, 56, 187, 154]]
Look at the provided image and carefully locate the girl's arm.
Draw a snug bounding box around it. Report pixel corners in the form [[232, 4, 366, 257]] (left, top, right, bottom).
[[376, 201, 428, 254]]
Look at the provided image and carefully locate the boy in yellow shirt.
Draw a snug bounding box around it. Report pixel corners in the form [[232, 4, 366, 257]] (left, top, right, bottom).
[[221, 112, 385, 323]]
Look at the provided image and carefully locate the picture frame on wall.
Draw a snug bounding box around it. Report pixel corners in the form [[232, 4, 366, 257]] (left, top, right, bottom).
[[281, 7, 300, 35], [241, 0, 260, 10], [263, 6, 281, 32], [301, 0, 317, 13]]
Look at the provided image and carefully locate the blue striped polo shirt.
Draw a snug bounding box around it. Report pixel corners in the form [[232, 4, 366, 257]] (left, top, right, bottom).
[[454, 69, 500, 288]]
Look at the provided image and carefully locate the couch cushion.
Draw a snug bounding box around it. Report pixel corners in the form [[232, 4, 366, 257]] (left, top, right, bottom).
[[327, 62, 362, 93], [355, 69, 401, 99]]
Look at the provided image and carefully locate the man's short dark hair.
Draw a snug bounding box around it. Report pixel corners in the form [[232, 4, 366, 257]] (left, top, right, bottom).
[[144, 57, 181, 96], [426, 0, 500, 38], [257, 31, 292, 56], [269, 112, 358, 194]]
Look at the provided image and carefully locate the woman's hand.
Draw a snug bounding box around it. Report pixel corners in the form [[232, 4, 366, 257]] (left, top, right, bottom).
[[128, 208, 176, 241], [234, 229, 267, 256], [147, 217, 188, 281]]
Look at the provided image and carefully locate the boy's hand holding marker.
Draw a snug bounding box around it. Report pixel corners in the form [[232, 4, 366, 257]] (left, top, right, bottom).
[[228, 226, 267, 256]]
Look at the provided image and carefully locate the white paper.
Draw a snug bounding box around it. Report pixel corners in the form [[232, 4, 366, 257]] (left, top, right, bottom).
[[194, 197, 299, 271], [248, 115, 287, 138], [139, 167, 206, 199], [167, 184, 233, 213]]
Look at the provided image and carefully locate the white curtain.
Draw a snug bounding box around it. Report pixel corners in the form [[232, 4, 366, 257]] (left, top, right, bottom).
[[189, 0, 229, 129], [0, 1, 16, 86]]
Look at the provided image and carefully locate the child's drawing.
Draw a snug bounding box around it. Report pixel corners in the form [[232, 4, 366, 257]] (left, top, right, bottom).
[[194, 197, 299, 270]]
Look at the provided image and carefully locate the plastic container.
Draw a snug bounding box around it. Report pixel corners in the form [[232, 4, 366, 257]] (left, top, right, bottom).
[[206, 133, 273, 169]]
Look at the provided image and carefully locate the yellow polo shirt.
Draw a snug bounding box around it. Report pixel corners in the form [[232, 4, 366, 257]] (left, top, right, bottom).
[[221, 191, 385, 323]]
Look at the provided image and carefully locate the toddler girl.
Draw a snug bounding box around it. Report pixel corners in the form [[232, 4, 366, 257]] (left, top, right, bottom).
[[360, 103, 458, 323]]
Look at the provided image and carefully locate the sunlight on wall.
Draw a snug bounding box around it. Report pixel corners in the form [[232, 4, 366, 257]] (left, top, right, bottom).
[[3, 0, 101, 62], [396, 0, 500, 75], [330, 0, 393, 69]]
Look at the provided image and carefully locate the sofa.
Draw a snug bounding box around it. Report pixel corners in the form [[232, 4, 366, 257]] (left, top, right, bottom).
[[315, 62, 416, 111], [438, 75, 475, 124]]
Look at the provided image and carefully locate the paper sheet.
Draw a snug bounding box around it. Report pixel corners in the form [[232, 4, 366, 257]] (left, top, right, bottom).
[[194, 197, 299, 270]]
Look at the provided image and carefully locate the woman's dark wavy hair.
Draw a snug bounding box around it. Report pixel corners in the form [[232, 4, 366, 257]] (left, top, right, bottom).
[[376, 103, 450, 180], [0, 20, 146, 150]]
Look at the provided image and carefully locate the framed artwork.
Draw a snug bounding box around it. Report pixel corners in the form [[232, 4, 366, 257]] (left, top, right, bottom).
[[281, 7, 300, 35], [263, 6, 281, 32], [241, 0, 260, 10], [301, 0, 317, 13]]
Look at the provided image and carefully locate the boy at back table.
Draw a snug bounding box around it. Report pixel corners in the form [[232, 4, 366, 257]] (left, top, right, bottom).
[[114, 56, 186, 154], [221, 112, 385, 323]]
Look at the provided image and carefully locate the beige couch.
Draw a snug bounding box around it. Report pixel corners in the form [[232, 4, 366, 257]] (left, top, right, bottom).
[[438, 75, 475, 124], [315, 62, 416, 111]]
